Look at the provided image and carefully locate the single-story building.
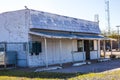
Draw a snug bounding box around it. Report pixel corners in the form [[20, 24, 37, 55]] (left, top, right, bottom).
[[0, 9, 103, 67]]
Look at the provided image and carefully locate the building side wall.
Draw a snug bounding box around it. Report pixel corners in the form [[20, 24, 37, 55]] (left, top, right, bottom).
[[0, 10, 30, 67], [0, 10, 29, 42], [6, 43, 28, 67]]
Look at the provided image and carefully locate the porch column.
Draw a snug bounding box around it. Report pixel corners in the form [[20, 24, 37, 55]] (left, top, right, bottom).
[[44, 38, 48, 68], [97, 40, 100, 59], [71, 39, 74, 63], [82, 40, 85, 62], [110, 40, 113, 56], [103, 40, 106, 58], [59, 39, 62, 66]]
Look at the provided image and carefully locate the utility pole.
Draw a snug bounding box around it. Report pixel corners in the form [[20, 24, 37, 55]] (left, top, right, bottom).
[[116, 26, 120, 51], [94, 14, 99, 23], [105, 0, 111, 35]]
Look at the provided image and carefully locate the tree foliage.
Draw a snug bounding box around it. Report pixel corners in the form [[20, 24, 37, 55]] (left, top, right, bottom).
[[101, 30, 119, 39]]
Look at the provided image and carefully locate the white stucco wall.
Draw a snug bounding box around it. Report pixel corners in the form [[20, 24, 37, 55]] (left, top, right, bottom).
[[0, 10, 29, 42], [0, 9, 29, 67]]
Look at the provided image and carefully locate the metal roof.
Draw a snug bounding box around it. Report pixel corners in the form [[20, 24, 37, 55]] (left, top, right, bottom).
[[29, 31, 104, 40], [29, 9, 101, 34]]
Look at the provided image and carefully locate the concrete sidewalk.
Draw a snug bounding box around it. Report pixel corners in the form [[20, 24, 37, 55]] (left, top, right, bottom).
[[47, 59, 120, 73]]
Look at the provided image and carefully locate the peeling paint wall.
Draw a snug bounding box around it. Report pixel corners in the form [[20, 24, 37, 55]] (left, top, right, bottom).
[[0, 10, 29, 42], [0, 10, 29, 67]]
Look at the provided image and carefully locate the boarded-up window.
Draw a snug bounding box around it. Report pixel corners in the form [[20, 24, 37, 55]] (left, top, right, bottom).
[[29, 41, 42, 55]]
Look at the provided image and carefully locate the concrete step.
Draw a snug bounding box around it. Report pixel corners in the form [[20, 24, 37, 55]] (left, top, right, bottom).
[[34, 66, 62, 72], [73, 62, 86, 66], [98, 58, 111, 62]]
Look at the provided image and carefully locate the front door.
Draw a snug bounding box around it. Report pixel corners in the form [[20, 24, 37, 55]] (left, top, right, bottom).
[[84, 40, 90, 60]]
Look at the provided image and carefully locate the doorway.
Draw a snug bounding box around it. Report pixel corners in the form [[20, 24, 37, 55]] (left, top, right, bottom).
[[84, 40, 90, 60]]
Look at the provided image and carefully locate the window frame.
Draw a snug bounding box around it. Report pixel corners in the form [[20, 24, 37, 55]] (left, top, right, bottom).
[[29, 41, 42, 55], [89, 40, 94, 51], [77, 40, 84, 52]]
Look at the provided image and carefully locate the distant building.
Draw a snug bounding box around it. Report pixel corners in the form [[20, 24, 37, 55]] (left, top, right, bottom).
[[0, 9, 103, 67]]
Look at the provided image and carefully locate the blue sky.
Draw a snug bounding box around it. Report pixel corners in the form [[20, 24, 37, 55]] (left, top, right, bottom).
[[0, 0, 120, 32]]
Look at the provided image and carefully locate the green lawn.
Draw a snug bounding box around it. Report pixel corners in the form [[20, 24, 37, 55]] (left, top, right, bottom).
[[0, 69, 120, 80]]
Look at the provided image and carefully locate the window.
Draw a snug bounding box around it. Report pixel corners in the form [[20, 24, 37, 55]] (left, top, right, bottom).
[[77, 40, 83, 52], [29, 41, 42, 55], [89, 40, 94, 51]]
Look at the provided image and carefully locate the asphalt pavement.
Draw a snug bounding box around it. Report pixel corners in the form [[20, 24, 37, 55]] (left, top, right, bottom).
[[48, 59, 120, 73]]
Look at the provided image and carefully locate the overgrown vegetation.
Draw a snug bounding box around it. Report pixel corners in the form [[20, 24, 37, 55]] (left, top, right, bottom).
[[0, 69, 120, 80]]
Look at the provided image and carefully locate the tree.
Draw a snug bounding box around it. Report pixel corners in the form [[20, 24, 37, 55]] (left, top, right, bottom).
[[101, 30, 118, 39]]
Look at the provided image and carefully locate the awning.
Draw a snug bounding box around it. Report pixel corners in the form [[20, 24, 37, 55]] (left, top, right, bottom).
[[103, 37, 117, 41], [29, 31, 104, 40]]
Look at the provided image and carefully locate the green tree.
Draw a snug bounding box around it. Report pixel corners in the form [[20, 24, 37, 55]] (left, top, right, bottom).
[[101, 30, 119, 39]]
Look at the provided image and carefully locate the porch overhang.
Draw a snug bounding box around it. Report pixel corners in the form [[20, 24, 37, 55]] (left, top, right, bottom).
[[29, 31, 104, 40], [103, 37, 117, 41]]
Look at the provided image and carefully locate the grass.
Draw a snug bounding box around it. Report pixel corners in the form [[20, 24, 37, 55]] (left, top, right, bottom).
[[0, 69, 120, 80], [0, 69, 80, 80]]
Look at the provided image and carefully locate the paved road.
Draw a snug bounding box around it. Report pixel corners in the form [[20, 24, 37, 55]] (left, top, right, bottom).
[[48, 59, 120, 73]]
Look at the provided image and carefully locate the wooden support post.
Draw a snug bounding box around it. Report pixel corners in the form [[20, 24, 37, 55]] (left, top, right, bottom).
[[59, 39, 62, 66], [97, 40, 100, 59], [99, 40, 101, 58], [44, 38, 48, 68], [82, 40, 85, 62], [103, 40, 106, 58], [71, 40, 74, 63], [110, 40, 113, 56]]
